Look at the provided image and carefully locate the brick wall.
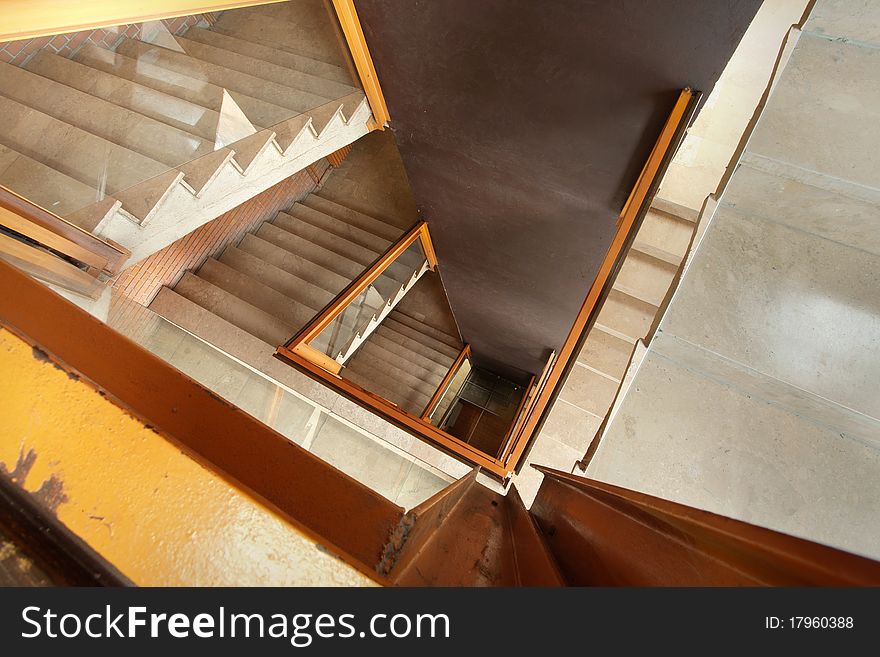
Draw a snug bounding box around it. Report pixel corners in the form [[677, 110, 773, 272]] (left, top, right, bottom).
[[110, 162, 331, 314], [0, 12, 220, 66]]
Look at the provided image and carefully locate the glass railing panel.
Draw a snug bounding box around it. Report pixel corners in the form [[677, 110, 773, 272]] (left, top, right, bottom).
[[105, 295, 451, 508], [427, 356, 472, 426], [308, 238, 426, 361]]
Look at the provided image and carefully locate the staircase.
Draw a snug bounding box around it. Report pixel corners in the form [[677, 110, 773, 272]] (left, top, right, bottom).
[[149, 192, 402, 349], [0, 1, 372, 269], [514, 198, 698, 504], [343, 309, 463, 416]]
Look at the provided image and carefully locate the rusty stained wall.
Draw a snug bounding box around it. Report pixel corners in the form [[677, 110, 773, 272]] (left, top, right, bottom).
[[0, 327, 375, 586]]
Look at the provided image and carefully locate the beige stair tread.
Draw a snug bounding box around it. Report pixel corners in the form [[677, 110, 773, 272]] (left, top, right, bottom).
[[595, 288, 658, 343], [197, 258, 315, 331], [358, 339, 447, 387], [0, 62, 213, 168], [173, 272, 291, 346], [0, 94, 168, 195], [305, 194, 403, 242], [387, 310, 462, 351], [375, 323, 457, 369], [630, 239, 683, 266], [343, 361, 432, 416], [212, 9, 347, 70], [0, 143, 102, 217], [26, 51, 222, 143], [117, 39, 330, 115], [383, 315, 461, 360], [350, 341, 445, 392], [289, 202, 392, 253], [576, 325, 634, 382], [184, 25, 350, 85], [635, 207, 696, 260], [75, 44, 296, 129], [652, 197, 700, 223], [275, 211, 382, 267], [613, 249, 678, 307], [367, 331, 452, 379], [258, 221, 365, 282], [177, 31, 356, 101], [238, 232, 349, 296], [219, 245, 334, 311]]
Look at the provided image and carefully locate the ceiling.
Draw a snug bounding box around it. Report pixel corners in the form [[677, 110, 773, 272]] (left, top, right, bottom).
[[356, 0, 761, 380]]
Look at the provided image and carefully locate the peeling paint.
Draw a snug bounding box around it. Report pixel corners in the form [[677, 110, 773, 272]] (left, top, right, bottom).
[[30, 345, 78, 380], [376, 510, 416, 576], [0, 447, 68, 513]]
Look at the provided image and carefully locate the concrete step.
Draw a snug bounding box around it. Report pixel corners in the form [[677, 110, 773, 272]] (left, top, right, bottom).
[[275, 211, 381, 267], [185, 24, 349, 85], [613, 249, 678, 307], [0, 61, 213, 168], [238, 232, 350, 296], [633, 207, 696, 261], [258, 221, 365, 281], [219, 245, 334, 311], [357, 340, 445, 389], [0, 143, 102, 218], [594, 288, 657, 344], [0, 94, 168, 196], [557, 363, 620, 418], [359, 338, 448, 387], [196, 258, 315, 331], [289, 202, 392, 253], [149, 286, 277, 370], [178, 30, 356, 101], [383, 315, 461, 360], [367, 330, 452, 379], [173, 271, 291, 345], [346, 343, 441, 399], [652, 197, 700, 223], [212, 7, 347, 69], [75, 44, 296, 129], [576, 325, 634, 382], [388, 310, 462, 351], [375, 323, 457, 369], [26, 50, 222, 143], [305, 194, 402, 241], [117, 39, 329, 116], [344, 359, 433, 416]]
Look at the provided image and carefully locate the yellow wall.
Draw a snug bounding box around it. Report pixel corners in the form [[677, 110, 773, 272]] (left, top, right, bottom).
[[0, 327, 374, 586]]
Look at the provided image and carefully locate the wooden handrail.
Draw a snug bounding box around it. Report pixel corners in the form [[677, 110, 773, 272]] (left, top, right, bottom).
[[420, 344, 471, 420], [280, 221, 437, 372], [331, 0, 391, 128], [507, 88, 699, 474], [0, 186, 129, 275]]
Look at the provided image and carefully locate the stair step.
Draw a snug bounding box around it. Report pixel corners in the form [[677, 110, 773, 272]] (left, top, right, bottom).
[[387, 310, 462, 351], [344, 360, 432, 416], [219, 245, 334, 311], [238, 233, 349, 296], [576, 325, 634, 382], [149, 287, 277, 370], [595, 288, 657, 344], [117, 39, 329, 116], [367, 331, 453, 379], [383, 315, 461, 360], [613, 249, 678, 307], [289, 202, 392, 253], [375, 323, 457, 370], [634, 207, 696, 261], [212, 8, 347, 70], [652, 197, 700, 223], [177, 30, 357, 101], [27, 50, 222, 143], [185, 25, 350, 85], [258, 221, 365, 281], [305, 194, 403, 242], [75, 44, 296, 129], [173, 272, 291, 345], [196, 258, 314, 331], [0, 143, 102, 217], [0, 61, 212, 168], [274, 211, 382, 268], [630, 239, 682, 266], [0, 94, 168, 195], [359, 339, 447, 387], [350, 341, 444, 393]]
